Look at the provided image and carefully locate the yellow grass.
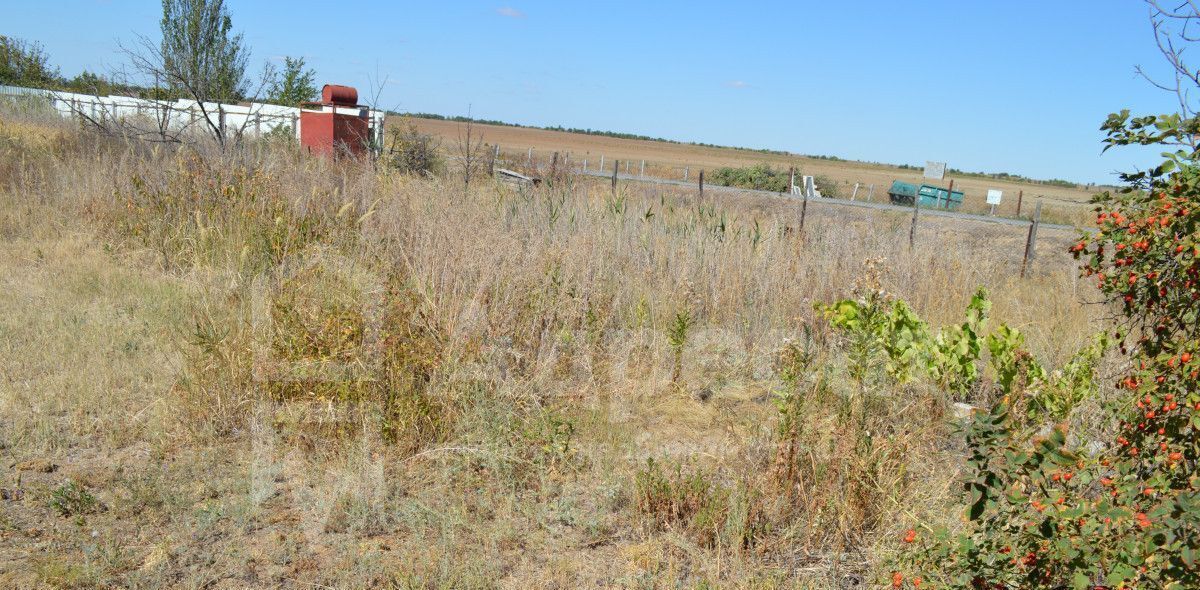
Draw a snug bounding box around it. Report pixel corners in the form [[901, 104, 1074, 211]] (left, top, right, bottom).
[[0, 112, 1106, 588]]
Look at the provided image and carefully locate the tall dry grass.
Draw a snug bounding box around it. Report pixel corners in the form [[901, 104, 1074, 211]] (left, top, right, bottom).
[[0, 110, 1106, 588]]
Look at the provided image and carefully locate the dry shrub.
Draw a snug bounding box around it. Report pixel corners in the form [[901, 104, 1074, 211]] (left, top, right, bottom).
[[88, 154, 360, 273], [385, 118, 443, 176], [631, 368, 937, 564], [765, 376, 927, 553], [377, 276, 453, 452], [175, 260, 455, 449], [634, 458, 766, 550], [174, 291, 257, 435], [78, 148, 456, 447]]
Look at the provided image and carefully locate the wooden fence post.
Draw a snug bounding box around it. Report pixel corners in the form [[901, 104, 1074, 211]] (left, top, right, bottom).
[[867, 184, 875, 201], [800, 187, 809, 233], [909, 195, 920, 249], [699, 169, 705, 201], [1016, 190, 1024, 218], [600, 154, 605, 171], [640, 159, 645, 177], [684, 166, 689, 182], [527, 147, 533, 169], [851, 182, 860, 201], [789, 166, 796, 195], [1020, 200, 1043, 278], [611, 160, 619, 195]]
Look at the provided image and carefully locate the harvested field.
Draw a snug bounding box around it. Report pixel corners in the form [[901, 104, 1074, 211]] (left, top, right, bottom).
[[403, 117, 1099, 224]]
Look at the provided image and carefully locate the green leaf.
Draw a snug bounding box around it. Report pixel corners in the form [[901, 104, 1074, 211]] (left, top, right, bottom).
[[1107, 563, 1134, 586], [1073, 571, 1091, 590]]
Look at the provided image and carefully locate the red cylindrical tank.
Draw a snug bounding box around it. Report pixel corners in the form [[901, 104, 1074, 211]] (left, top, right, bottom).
[[321, 84, 358, 106]]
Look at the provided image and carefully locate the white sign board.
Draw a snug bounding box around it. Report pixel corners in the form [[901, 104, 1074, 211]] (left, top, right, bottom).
[[986, 189, 1003, 205], [924, 161, 947, 180]]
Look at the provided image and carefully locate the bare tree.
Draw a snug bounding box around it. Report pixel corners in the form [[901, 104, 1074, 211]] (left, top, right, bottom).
[[363, 67, 398, 163], [56, 69, 195, 145], [455, 106, 488, 193], [1137, 1, 1200, 150]]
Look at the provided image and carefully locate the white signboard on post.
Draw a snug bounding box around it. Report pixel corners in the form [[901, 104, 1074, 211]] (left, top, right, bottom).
[[986, 189, 1003, 205], [924, 161, 947, 180]]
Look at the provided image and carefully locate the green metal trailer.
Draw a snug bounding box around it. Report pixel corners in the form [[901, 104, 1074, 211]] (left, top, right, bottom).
[[887, 180, 964, 211]]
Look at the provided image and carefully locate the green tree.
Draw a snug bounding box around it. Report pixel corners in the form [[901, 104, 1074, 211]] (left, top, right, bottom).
[[124, 0, 262, 145], [158, 0, 249, 102], [64, 70, 111, 95], [0, 35, 59, 87], [267, 56, 317, 106]]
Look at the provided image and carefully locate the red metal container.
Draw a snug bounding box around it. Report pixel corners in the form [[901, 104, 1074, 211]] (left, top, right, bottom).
[[321, 84, 358, 106], [300, 84, 369, 157]]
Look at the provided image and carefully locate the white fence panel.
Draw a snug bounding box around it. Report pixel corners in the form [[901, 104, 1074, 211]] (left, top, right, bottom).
[[1, 84, 382, 149]]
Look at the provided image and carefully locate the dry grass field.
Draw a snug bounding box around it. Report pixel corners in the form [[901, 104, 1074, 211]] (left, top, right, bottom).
[[403, 117, 1099, 224], [0, 110, 1108, 589]]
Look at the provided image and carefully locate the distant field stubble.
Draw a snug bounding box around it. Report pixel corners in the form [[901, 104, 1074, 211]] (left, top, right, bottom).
[[403, 117, 1101, 225]]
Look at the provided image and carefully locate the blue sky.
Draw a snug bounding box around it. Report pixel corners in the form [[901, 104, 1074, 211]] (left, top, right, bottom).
[[3, 1, 1184, 183]]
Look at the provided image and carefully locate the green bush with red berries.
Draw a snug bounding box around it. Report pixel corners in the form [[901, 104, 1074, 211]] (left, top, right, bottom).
[[890, 113, 1200, 589]]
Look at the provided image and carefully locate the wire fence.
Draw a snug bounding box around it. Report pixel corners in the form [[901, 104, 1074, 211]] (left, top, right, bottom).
[[484, 144, 1095, 227]]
